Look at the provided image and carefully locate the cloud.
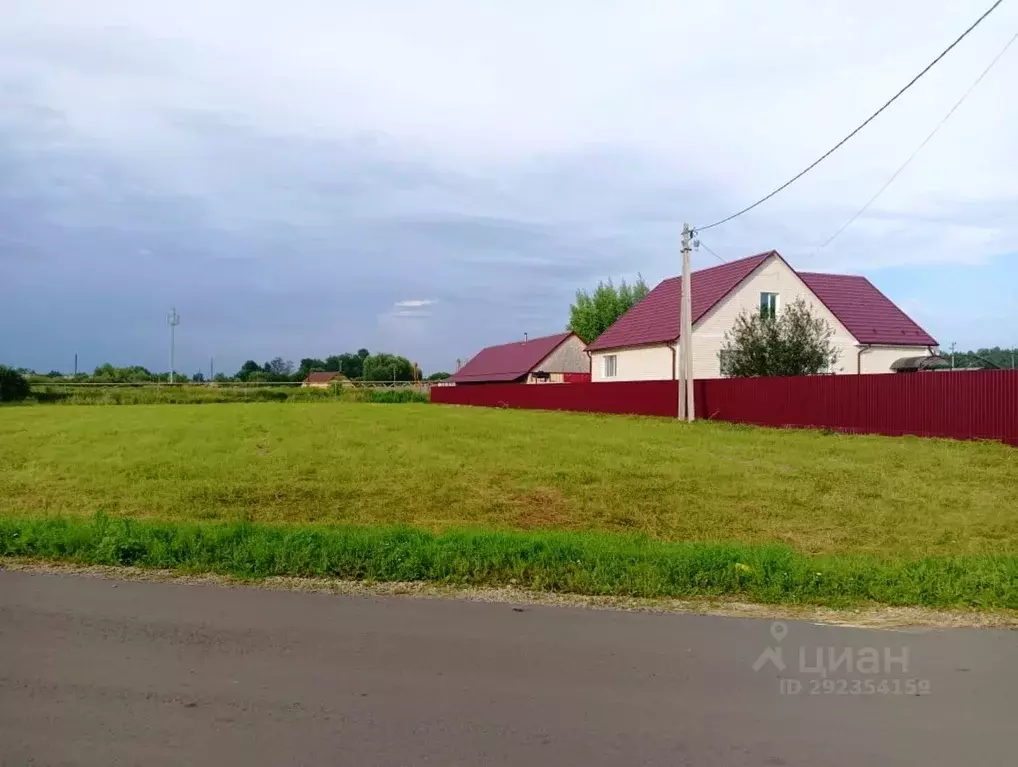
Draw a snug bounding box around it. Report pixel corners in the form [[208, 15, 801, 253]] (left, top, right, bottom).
[[1, 0, 1016, 376]]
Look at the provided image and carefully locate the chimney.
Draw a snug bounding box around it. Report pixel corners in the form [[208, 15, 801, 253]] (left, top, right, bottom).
[[524, 333, 528, 343]]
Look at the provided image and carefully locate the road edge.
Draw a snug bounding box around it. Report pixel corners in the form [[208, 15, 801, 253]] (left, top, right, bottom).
[[4, 558, 1016, 630]]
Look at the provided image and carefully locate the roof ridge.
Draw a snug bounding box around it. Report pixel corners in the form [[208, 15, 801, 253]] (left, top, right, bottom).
[[796, 270, 865, 279], [657, 250, 778, 283], [492, 331, 572, 347]]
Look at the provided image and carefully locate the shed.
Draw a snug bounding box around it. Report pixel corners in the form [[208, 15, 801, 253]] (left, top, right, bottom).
[[448, 332, 588, 385]]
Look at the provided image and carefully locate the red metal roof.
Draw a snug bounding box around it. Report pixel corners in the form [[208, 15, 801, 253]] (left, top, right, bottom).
[[797, 272, 937, 346], [586, 251, 774, 351], [449, 332, 576, 383], [304, 371, 343, 383], [586, 251, 937, 352]]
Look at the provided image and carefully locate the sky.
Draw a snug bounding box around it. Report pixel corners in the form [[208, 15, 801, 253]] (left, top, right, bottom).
[[2, 0, 1016, 376]]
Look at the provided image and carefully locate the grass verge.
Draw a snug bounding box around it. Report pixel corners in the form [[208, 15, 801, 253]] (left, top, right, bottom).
[[3, 514, 1017, 610]]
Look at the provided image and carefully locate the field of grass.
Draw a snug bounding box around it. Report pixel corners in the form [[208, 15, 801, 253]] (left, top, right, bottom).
[[24, 383, 428, 405], [1, 403, 1015, 559]]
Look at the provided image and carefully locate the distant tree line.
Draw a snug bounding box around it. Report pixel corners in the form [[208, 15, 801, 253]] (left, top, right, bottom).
[[13, 349, 452, 385], [946, 347, 1017, 370]]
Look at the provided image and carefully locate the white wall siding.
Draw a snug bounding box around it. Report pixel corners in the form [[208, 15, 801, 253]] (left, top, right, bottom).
[[858, 345, 934, 374], [691, 256, 859, 378], [590, 344, 676, 382], [536, 334, 589, 373]]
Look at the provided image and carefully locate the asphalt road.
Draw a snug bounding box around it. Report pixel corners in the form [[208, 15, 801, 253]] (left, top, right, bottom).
[[1, 572, 1015, 766]]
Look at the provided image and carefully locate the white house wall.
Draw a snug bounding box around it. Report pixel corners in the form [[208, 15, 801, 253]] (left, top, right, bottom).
[[536, 334, 589, 373], [590, 343, 676, 382], [691, 256, 859, 378], [858, 345, 935, 374]]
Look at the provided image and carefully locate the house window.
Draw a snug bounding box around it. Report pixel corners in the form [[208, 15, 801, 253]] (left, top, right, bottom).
[[603, 354, 618, 378], [760, 292, 779, 319]]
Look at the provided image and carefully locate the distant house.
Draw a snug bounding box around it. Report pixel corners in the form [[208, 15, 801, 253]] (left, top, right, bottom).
[[586, 250, 938, 381], [302, 371, 348, 388], [448, 332, 590, 385]]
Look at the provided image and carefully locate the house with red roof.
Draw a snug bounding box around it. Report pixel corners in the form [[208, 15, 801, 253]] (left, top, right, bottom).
[[448, 332, 590, 385], [587, 251, 938, 381], [301, 371, 350, 388]]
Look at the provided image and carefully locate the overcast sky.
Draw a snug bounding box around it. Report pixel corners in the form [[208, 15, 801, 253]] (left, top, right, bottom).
[[2, 0, 1016, 375]]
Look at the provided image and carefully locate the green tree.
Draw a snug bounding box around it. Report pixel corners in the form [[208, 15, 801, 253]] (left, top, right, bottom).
[[362, 353, 413, 382], [236, 360, 262, 381], [264, 357, 294, 380], [325, 352, 367, 379], [90, 364, 155, 383], [427, 371, 451, 381], [347, 351, 369, 378], [0, 365, 30, 402], [719, 297, 840, 378], [568, 276, 650, 344]]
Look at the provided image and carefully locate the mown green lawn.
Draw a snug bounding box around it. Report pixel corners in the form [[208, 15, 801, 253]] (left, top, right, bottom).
[[2, 403, 1015, 557]]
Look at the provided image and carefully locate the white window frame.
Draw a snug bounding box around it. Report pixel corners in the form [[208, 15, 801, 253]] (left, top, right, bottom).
[[760, 291, 779, 319], [603, 354, 618, 379]]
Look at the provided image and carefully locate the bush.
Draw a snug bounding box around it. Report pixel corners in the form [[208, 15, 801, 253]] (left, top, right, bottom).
[[0, 366, 30, 402], [369, 389, 429, 404]]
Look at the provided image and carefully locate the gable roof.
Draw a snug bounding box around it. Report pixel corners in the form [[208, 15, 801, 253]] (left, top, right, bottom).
[[586, 251, 775, 351], [797, 272, 937, 346], [304, 371, 344, 383], [586, 250, 938, 352], [449, 331, 576, 383]]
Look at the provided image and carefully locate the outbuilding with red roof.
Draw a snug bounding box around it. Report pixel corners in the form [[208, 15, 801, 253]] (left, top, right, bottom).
[[301, 371, 350, 388], [587, 251, 937, 381], [449, 332, 590, 385]]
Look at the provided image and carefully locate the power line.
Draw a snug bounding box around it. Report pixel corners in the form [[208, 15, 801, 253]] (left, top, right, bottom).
[[697, 240, 728, 264], [814, 30, 1018, 253], [694, 0, 1007, 233]]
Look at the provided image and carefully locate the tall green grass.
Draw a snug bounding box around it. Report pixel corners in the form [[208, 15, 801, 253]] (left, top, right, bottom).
[[23, 385, 428, 406], [3, 515, 1017, 609]]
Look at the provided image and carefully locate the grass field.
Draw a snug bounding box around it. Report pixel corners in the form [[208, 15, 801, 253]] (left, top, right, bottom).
[[2, 403, 1015, 558]]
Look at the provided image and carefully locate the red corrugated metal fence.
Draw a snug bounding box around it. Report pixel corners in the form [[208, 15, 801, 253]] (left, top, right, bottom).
[[695, 370, 1018, 445], [430, 379, 678, 417], [431, 371, 1018, 446], [562, 372, 592, 384]]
